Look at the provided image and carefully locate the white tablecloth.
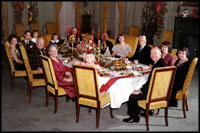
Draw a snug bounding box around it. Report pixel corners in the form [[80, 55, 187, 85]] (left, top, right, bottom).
[[98, 74, 149, 108], [58, 54, 150, 108]]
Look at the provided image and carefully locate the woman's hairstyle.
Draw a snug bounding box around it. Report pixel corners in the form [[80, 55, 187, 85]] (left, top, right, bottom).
[[117, 34, 126, 41], [176, 47, 189, 57], [161, 41, 171, 51], [83, 53, 96, 62], [51, 32, 58, 40], [47, 43, 58, 57], [8, 34, 18, 43], [32, 29, 39, 36]]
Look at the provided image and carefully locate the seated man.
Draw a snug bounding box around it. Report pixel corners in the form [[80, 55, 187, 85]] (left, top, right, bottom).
[[68, 27, 82, 48], [123, 46, 166, 123], [21, 30, 35, 53], [99, 32, 113, 54], [28, 37, 45, 78], [129, 35, 153, 65]]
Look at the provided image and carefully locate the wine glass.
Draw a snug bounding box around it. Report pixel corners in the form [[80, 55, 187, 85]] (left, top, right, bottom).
[[134, 60, 139, 65]]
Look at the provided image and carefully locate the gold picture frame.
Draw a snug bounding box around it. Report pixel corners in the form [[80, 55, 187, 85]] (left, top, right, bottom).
[[26, 1, 39, 24]]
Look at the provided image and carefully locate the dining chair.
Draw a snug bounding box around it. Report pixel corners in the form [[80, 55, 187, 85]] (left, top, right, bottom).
[[40, 55, 70, 114], [129, 25, 139, 37], [30, 22, 41, 35], [171, 48, 178, 62], [46, 22, 56, 34], [138, 66, 176, 131], [175, 57, 198, 118], [15, 23, 25, 38], [73, 64, 114, 128], [4, 41, 27, 91], [18, 42, 46, 103], [107, 38, 116, 46], [125, 36, 139, 58], [160, 30, 174, 45]]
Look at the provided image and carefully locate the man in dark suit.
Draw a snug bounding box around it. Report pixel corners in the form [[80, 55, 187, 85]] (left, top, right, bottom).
[[28, 37, 45, 78], [129, 35, 153, 65], [123, 46, 166, 123], [99, 32, 113, 54], [68, 27, 82, 48], [21, 30, 35, 53]]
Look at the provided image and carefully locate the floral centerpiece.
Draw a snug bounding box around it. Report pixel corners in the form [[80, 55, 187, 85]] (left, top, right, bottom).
[[76, 35, 96, 54]]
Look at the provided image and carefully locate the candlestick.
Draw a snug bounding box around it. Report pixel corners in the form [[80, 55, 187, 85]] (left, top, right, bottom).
[[98, 28, 100, 40], [68, 25, 71, 36], [92, 29, 94, 43], [78, 25, 80, 38]]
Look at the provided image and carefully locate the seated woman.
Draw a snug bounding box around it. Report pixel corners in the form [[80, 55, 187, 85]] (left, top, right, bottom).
[[80, 53, 102, 70], [8, 34, 25, 70], [169, 47, 191, 107], [111, 34, 132, 59], [47, 43, 75, 98], [161, 41, 175, 66], [49, 32, 61, 45], [31, 29, 39, 44]]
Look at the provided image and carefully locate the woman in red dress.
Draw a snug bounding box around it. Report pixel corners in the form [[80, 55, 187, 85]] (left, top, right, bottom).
[[47, 44, 75, 98]]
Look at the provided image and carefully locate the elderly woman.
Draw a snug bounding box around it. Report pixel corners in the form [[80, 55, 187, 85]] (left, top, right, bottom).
[[47, 43, 75, 98], [169, 47, 191, 107], [8, 34, 25, 70], [161, 41, 175, 66], [112, 34, 132, 59], [80, 53, 102, 70]]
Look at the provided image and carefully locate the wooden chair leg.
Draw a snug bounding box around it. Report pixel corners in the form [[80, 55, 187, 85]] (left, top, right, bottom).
[[156, 108, 160, 115], [28, 84, 32, 103], [165, 107, 168, 126], [185, 97, 189, 111], [88, 108, 91, 113], [76, 103, 80, 123], [54, 93, 58, 114], [110, 106, 114, 118], [46, 90, 49, 107], [182, 97, 186, 118], [96, 106, 100, 128], [146, 109, 149, 131]]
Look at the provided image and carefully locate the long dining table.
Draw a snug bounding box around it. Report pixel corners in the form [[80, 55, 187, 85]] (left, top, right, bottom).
[[57, 54, 151, 109]]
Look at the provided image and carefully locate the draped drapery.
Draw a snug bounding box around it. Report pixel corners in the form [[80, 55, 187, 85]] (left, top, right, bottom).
[[2, 2, 8, 40], [55, 2, 62, 37], [117, 2, 124, 35], [115, 2, 119, 39], [74, 2, 81, 28], [59, 2, 75, 39], [102, 2, 109, 32]]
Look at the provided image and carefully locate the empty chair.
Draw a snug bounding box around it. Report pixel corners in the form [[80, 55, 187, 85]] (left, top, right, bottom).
[[4, 41, 27, 91], [18, 42, 46, 103], [129, 25, 139, 37], [161, 30, 174, 45], [138, 66, 176, 130], [15, 23, 26, 38], [40, 55, 69, 113], [46, 22, 56, 34], [73, 64, 114, 128], [30, 23, 41, 35]]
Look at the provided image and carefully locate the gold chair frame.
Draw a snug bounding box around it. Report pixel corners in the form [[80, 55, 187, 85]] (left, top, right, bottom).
[[73, 64, 114, 128], [4, 41, 27, 91], [138, 66, 176, 130]]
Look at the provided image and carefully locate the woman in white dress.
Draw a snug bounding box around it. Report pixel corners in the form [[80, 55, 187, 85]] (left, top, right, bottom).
[[112, 34, 132, 59]]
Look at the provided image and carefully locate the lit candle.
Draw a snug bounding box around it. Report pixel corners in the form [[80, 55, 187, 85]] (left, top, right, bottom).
[[98, 28, 100, 40], [78, 25, 80, 38], [92, 29, 94, 43], [68, 25, 71, 36], [104, 31, 106, 43]]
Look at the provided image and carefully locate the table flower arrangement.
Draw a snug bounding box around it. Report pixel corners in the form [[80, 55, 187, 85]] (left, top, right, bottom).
[[76, 39, 96, 54]]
